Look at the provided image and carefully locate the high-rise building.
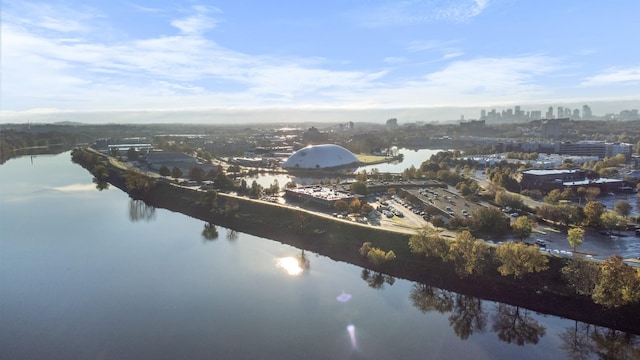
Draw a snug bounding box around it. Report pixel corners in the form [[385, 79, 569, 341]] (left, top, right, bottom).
[[546, 107, 554, 119], [572, 109, 580, 120], [582, 105, 592, 120]]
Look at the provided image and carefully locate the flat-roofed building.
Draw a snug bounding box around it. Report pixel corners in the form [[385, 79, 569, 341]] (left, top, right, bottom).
[[519, 169, 585, 191]]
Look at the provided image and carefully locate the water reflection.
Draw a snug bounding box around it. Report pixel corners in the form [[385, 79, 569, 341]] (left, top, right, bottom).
[[588, 327, 640, 359], [448, 294, 487, 340], [201, 222, 219, 241], [93, 177, 109, 191], [409, 283, 546, 344], [226, 228, 239, 241], [492, 304, 546, 346], [559, 322, 595, 360], [128, 199, 156, 222], [410, 284, 454, 314], [361, 269, 395, 289]]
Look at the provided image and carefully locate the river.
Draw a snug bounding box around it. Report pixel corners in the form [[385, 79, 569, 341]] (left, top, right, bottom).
[[1, 152, 638, 359]]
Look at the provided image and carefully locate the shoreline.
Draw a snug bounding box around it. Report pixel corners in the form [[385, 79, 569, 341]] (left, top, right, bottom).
[[73, 148, 640, 335]]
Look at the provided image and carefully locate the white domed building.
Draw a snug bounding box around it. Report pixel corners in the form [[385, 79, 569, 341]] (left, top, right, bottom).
[[281, 144, 360, 170]]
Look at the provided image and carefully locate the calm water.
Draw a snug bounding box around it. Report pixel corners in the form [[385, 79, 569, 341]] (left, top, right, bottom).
[[1, 152, 637, 359]]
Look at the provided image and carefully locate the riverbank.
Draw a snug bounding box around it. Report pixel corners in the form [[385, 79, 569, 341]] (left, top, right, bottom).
[[72, 148, 640, 334]]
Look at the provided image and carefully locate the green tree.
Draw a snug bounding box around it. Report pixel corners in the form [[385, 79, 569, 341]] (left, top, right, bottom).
[[214, 171, 235, 190], [249, 180, 263, 198], [158, 165, 171, 177], [592, 255, 640, 308], [495, 242, 549, 279], [567, 227, 585, 251], [583, 201, 604, 228], [171, 166, 183, 179], [511, 216, 533, 241], [126, 147, 139, 161], [614, 199, 632, 218], [188, 166, 206, 182], [471, 207, 510, 235], [204, 189, 218, 211], [495, 191, 524, 210], [350, 181, 368, 195]]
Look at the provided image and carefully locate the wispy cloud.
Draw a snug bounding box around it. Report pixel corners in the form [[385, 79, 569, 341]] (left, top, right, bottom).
[[0, 3, 387, 111], [581, 67, 640, 86], [352, 0, 490, 27], [171, 5, 222, 35]]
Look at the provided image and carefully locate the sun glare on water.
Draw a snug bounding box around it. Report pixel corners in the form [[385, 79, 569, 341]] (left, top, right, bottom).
[[275, 257, 304, 276]]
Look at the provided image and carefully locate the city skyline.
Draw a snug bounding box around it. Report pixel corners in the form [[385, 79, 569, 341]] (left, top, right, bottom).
[[2, 0, 639, 124]]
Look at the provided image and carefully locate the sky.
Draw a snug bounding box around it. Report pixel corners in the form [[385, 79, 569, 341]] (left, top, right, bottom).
[[2, 0, 639, 124]]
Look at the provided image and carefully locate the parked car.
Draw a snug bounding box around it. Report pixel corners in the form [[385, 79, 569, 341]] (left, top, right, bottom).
[[535, 239, 547, 247]]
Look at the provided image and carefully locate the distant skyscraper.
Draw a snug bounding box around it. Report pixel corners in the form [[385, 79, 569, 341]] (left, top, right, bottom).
[[546, 107, 554, 119], [557, 106, 565, 118], [583, 105, 592, 120], [572, 109, 580, 120]]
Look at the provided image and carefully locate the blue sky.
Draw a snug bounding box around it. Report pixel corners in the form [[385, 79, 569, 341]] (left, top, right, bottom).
[[2, 0, 639, 123]]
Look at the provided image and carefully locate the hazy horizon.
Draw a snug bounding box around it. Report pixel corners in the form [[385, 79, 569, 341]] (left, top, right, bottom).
[[2, 0, 639, 124], [3, 99, 639, 126]]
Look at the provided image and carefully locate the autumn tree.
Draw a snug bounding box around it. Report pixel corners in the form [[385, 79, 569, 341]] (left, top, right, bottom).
[[583, 201, 604, 228], [511, 216, 533, 241], [447, 230, 490, 277], [409, 227, 449, 260], [359, 242, 396, 266], [561, 258, 601, 296], [600, 211, 622, 236], [495, 241, 549, 279], [592, 255, 640, 308], [348, 198, 362, 213], [544, 189, 563, 205], [567, 227, 585, 251], [334, 199, 348, 212]]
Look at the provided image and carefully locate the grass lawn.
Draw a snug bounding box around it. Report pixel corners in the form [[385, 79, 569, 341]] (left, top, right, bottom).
[[356, 154, 390, 164]]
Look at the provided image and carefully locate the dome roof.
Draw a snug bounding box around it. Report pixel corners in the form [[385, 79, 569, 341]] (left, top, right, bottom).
[[282, 144, 360, 170]]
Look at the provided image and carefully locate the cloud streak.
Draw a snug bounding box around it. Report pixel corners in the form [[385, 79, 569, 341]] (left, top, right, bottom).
[[352, 0, 490, 27], [581, 67, 640, 86]]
